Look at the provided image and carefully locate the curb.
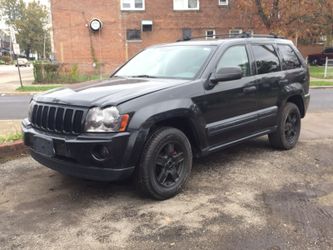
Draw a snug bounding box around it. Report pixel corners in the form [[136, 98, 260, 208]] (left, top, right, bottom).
[[310, 86, 333, 89], [1, 92, 36, 96], [0, 140, 27, 159]]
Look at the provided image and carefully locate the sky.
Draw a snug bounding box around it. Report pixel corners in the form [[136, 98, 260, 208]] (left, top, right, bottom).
[[0, 0, 50, 29]]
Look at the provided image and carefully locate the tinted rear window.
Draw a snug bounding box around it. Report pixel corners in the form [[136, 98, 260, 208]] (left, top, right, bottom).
[[252, 44, 280, 74], [278, 44, 301, 70]]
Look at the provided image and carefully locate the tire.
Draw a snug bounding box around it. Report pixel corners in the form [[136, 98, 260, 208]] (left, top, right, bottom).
[[136, 127, 192, 200], [269, 102, 301, 150]]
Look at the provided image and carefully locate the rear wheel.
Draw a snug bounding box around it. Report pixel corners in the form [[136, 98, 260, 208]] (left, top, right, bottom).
[[136, 127, 192, 200], [269, 102, 301, 150]]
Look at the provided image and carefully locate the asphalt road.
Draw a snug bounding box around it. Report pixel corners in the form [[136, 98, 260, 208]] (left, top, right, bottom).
[[0, 94, 32, 120], [0, 88, 332, 120]]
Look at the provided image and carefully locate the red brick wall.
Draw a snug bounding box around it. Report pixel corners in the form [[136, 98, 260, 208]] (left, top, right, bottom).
[[298, 44, 324, 58], [51, 0, 266, 74]]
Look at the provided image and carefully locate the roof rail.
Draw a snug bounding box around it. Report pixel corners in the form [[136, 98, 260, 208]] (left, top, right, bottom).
[[176, 32, 286, 42]]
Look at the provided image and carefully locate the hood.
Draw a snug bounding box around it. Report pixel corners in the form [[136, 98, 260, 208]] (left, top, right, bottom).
[[34, 77, 189, 107]]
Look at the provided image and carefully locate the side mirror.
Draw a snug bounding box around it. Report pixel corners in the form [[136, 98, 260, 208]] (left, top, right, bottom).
[[210, 67, 243, 84]]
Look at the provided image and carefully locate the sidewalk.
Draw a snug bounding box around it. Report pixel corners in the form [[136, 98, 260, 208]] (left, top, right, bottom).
[[0, 120, 22, 136]]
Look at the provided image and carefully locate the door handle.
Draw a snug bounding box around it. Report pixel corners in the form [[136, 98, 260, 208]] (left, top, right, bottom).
[[243, 86, 257, 94]]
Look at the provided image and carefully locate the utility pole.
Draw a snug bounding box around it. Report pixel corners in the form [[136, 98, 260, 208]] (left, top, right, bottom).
[[43, 32, 46, 60]]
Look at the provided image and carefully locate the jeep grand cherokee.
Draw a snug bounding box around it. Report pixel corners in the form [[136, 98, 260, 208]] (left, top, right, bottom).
[[22, 35, 310, 200]]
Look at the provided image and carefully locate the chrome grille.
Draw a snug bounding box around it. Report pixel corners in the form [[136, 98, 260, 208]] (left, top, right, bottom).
[[31, 103, 86, 134]]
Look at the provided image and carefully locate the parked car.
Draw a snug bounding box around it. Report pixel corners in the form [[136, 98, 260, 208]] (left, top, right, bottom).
[[307, 47, 333, 66], [16, 58, 30, 67], [22, 35, 310, 200]]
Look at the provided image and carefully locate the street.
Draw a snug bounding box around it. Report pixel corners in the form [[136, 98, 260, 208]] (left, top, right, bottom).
[[0, 65, 34, 93], [0, 88, 333, 120], [0, 89, 333, 249]]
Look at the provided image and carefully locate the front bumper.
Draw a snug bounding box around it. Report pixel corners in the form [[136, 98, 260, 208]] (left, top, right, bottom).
[[22, 119, 135, 181]]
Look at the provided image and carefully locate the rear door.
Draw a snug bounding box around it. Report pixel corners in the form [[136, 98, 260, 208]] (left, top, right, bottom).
[[250, 43, 283, 130]]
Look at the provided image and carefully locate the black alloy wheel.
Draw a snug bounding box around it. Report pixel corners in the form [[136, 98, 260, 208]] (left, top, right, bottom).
[[136, 127, 192, 200], [155, 142, 185, 188], [269, 102, 301, 150]]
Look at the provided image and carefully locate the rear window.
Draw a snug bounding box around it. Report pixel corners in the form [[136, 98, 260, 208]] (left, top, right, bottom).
[[278, 44, 301, 70], [252, 44, 281, 75]]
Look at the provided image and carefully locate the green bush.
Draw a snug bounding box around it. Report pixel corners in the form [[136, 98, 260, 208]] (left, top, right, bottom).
[[33, 61, 104, 84], [33, 62, 60, 83], [0, 55, 12, 64]]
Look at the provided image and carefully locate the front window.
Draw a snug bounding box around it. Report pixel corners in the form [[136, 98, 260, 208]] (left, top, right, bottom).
[[115, 46, 215, 79], [121, 0, 145, 11], [174, 0, 199, 10], [216, 45, 250, 76]]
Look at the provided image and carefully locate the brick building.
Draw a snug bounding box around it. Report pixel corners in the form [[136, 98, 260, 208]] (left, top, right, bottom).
[[50, 0, 269, 74]]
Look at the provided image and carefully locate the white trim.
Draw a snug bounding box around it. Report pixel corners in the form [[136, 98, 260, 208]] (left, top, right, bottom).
[[173, 0, 200, 11], [218, 0, 228, 6], [120, 0, 145, 11]]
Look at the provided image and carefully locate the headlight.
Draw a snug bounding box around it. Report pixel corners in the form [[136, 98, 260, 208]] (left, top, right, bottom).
[[84, 107, 129, 132], [28, 100, 36, 122]]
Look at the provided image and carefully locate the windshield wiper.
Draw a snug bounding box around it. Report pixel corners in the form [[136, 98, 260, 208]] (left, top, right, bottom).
[[129, 75, 158, 78]]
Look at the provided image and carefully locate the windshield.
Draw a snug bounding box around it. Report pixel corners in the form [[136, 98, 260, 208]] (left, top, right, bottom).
[[115, 45, 215, 79]]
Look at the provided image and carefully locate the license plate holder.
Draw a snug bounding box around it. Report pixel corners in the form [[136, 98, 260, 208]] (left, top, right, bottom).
[[32, 136, 55, 157]]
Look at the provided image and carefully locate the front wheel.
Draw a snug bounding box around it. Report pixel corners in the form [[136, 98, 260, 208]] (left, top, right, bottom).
[[136, 127, 192, 200], [269, 103, 301, 150]]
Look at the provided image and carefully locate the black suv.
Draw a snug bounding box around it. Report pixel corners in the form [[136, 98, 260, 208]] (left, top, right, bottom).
[[22, 35, 310, 200]]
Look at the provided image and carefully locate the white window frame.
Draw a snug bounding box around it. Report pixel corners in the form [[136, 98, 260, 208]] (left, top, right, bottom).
[[205, 30, 216, 40], [218, 0, 229, 6], [229, 29, 243, 37], [120, 0, 145, 11], [173, 0, 200, 11]]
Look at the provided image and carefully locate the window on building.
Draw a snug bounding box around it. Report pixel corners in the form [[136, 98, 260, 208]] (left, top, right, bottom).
[[182, 28, 192, 40], [174, 0, 199, 10], [216, 45, 250, 77], [219, 0, 228, 6], [205, 30, 216, 40], [121, 0, 145, 11], [252, 44, 281, 74], [229, 29, 242, 38], [127, 29, 141, 41], [142, 20, 153, 32], [278, 44, 301, 70]]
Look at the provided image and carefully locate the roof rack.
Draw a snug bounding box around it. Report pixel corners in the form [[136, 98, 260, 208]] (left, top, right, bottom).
[[176, 32, 286, 42]]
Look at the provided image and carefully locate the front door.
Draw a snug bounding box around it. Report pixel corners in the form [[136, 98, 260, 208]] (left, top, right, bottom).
[[203, 44, 259, 148]]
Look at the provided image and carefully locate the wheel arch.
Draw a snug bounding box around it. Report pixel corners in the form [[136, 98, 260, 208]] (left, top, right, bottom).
[[286, 94, 305, 118]]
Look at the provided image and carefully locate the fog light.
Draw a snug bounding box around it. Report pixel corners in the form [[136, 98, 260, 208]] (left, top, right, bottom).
[[91, 145, 110, 161]]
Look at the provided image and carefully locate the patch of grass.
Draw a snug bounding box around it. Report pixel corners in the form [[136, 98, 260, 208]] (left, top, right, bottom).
[[310, 80, 333, 87], [309, 66, 333, 79], [16, 84, 63, 92], [0, 132, 23, 144]]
